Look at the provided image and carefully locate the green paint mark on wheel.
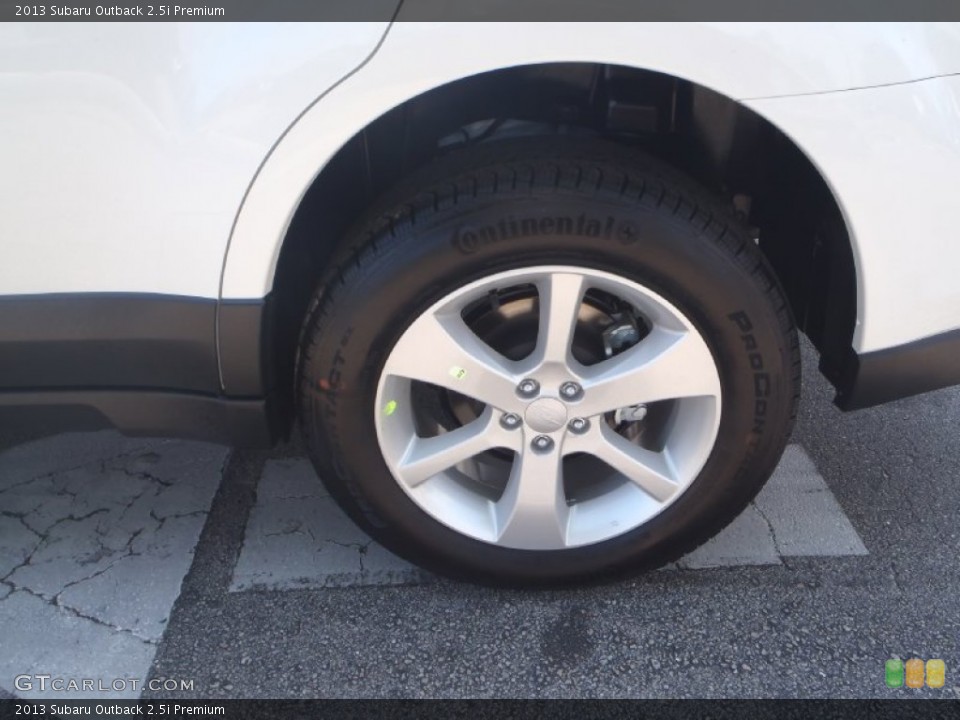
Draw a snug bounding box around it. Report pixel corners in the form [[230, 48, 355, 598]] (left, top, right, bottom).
[[383, 400, 398, 416], [449, 366, 467, 380]]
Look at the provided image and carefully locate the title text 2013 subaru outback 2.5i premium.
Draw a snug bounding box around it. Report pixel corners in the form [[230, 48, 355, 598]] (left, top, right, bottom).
[[3, 21, 960, 585]]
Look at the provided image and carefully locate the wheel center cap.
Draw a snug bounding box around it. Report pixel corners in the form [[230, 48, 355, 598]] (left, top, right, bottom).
[[524, 398, 568, 433]]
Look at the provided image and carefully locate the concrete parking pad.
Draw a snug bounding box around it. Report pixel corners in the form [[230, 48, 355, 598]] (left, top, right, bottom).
[[673, 504, 782, 569], [752, 444, 870, 557], [0, 591, 156, 700], [0, 432, 227, 699], [679, 444, 868, 568], [231, 444, 868, 591], [230, 458, 429, 591]]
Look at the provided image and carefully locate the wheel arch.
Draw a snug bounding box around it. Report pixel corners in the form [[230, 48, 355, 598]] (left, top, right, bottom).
[[218, 58, 859, 432]]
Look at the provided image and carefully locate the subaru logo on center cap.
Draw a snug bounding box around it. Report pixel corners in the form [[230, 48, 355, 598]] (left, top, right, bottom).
[[524, 398, 568, 433]]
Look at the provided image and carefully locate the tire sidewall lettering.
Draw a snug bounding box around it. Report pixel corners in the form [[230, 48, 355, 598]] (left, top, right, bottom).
[[453, 213, 641, 254], [728, 310, 771, 437]]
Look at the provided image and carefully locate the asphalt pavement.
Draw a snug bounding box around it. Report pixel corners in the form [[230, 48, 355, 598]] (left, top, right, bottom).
[[1, 338, 958, 699]]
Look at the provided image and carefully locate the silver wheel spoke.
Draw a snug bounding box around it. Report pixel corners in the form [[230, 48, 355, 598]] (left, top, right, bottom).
[[398, 409, 509, 488], [385, 310, 519, 410], [577, 327, 720, 417], [532, 272, 587, 366], [589, 423, 679, 503], [495, 442, 569, 549]]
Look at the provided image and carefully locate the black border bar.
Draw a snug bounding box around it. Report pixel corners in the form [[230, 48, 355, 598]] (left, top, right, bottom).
[[4, 0, 960, 22], [2, 699, 960, 719]]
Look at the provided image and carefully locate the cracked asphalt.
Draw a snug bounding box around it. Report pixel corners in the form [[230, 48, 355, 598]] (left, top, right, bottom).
[[2, 338, 959, 698]]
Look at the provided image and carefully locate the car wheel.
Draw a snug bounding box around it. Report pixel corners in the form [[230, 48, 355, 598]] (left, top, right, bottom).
[[296, 138, 800, 586]]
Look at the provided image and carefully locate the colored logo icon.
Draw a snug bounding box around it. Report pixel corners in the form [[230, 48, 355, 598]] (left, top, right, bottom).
[[885, 658, 904, 688], [886, 657, 946, 688], [905, 658, 925, 688], [926, 659, 946, 689]]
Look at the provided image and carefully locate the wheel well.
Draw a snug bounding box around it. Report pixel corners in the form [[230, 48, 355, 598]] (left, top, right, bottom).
[[269, 62, 856, 432]]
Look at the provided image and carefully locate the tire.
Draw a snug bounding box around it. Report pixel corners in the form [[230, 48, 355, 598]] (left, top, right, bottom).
[[296, 138, 800, 586]]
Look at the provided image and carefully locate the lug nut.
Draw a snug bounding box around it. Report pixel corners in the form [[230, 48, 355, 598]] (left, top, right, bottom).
[[568, 417, 590, 434], [517, 378, 540, 398], [531, 435, 554, 452], [500, 413, 522, 430], [559, 381, 583, 400]]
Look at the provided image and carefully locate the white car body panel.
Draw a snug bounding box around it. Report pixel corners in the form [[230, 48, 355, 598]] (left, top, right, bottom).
[[746, 75, 960, 351], [2, 22, 960, 354], [0, 21, 391, 298]]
